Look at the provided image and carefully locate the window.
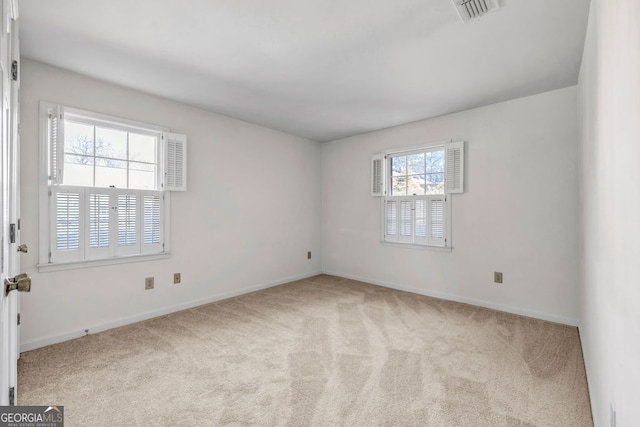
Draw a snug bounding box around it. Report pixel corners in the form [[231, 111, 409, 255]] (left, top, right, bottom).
[[39, 103, 186, 270], [372, 141, 464, 249]]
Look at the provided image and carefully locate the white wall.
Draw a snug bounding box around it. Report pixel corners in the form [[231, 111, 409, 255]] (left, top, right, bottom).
[[578, 1, 640, 425], [322, 87, 580, 324], [19, 59, 322, 351]]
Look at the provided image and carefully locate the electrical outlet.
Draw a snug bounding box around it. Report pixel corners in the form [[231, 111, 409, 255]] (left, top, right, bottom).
[[173, 273, 181, 284], [307, 251, 312, 260], [494, 272, 503, 284], [145, 277, 154, 290]]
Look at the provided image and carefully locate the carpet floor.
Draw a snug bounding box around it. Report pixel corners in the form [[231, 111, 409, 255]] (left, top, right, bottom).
[[18, 275, 592, 426]]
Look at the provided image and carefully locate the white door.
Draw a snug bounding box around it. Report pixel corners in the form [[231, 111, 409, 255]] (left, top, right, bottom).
[[0, 0, 21, 407]]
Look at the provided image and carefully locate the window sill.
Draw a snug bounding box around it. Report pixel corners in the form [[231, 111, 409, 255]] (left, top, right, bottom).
[[380, 241, 453, 253], [37, 252, 171, 273]]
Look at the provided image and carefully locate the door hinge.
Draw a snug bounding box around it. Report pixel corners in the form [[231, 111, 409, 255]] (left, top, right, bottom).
[[9, 387, 15, 406], [17, 219, 20, 230], [17, 313, 20, 326], [11, 60, 17, 81], [9, 224, 15, 244]]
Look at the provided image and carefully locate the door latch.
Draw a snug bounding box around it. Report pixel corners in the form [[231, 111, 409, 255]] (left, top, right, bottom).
[[5, 273, 31, 295], [17, 244, 28, 253]]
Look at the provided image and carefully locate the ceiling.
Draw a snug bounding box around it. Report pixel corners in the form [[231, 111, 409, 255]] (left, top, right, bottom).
[[19, 0, 590, 142]]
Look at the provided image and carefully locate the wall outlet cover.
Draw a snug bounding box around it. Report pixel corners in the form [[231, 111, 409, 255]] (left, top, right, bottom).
[[173, 273, 181, 284], [145, 277, 154, 290], [494, 272, 503, 284]]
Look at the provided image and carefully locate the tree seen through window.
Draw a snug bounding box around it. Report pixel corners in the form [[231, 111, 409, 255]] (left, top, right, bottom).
[[390, 150, 444, 196]]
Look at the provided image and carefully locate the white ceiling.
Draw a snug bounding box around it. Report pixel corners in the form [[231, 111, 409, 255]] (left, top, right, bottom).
[[19, 0, 590, 142]]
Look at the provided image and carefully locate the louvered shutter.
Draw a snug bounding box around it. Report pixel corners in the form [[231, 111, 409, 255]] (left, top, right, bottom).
[[116, 193, 139, 255], [385, 199, 398, 241], [445, 141, 464, 194], [428, 195, 446, 246], [51, 187, 84, 263], [414, 197, 428, 245], [371, 153, 384, 197], [398, 199, 413, 243], [141, 192, 163, 254], [85, 192, 111, 259], [50, 106, 65, 184], [164, 132, 187, 191], [385, 198, 413, 244]]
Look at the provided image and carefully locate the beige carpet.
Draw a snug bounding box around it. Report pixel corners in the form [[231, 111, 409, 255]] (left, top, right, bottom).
[[18, 275, 592, 426]]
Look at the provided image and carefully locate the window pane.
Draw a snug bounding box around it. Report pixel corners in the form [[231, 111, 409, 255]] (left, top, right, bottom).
[[96, 127, 127, 160], [426, 172, 444, 194], [64, 121, 94, 156], [391, 176, 407, 196], [426, 150, 445, 173], [129, 133, 157, 163], [407, 153, 425, 175], [64, 155, 94, 187], [129, 162, 156, 190], [426, 150, 444, 195], [407, 174, 425, 195], [392, 156, 406, 176], [427, 172, 444, 184], [95, 158, 127, 188]]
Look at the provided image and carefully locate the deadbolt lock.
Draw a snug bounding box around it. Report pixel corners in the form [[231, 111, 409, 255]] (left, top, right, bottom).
[[5, 273, 31, 295]]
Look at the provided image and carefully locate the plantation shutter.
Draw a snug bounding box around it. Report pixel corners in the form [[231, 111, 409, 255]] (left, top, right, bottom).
[[398, 199, 413, 243], [141, 192, 163, 254], [385, 199, 398, 241], [116, 193, 139, 256], [85, 192, 111, 259], [371, 153, 384, 197], [414, 197, 428, 245], [164, 132, 187, 191], [445, 141, 464, 194], [51, 187, 84, 263], [385, 196, 447, 247], [49, 106, 65, 184], [428, 195, 446, 246]]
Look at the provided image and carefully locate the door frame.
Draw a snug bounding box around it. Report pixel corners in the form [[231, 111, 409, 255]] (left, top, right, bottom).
[[0, 0, 20, 406]]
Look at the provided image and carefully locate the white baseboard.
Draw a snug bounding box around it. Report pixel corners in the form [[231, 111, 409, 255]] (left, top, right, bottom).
[[20, 271, 322, 353], [323, 270, 579, 327]]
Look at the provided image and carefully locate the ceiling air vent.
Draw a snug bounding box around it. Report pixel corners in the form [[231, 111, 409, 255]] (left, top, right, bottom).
[[452, 0, 500, 23]]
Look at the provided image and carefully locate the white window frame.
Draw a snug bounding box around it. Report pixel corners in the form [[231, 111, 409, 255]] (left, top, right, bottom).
[[37, 102, 173, 272], [380, 141, 457, 252]]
